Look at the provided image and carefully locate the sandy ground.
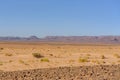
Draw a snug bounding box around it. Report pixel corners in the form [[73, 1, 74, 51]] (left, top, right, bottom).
[[0, 42, 120, 71]]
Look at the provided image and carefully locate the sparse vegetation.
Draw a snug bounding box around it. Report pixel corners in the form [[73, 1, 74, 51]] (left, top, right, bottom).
[[101, 61, 106, 64], [0, 48, 4, 50], [9, 60, 13, 63], [101, 55, 106, 59], [19, 60, 25, 64], [0, 42, 120, 72], [79, 57, 88, 63], [5, 53, 13, 56], [49, 54, 53, 56], [41, 58, 49, 62], [85, 56, 90, 59], [19, 60, 29, 65], [118, 60, 120, 63], [114, 54, 120, 58], [92, 60, 100, 64], [86, 54, 91, 56], [32, 53, 43, 58], [0, 61, 3, 66]]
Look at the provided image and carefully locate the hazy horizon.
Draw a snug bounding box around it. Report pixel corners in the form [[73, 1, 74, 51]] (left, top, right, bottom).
[[0, 0, 120, 37], [3, 34, 120, 38]]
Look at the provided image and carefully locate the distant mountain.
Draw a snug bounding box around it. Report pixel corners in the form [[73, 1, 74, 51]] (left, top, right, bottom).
[[0, 36, 120, 44], [0, 36, 39, 41], [42, 36, 120, 44]]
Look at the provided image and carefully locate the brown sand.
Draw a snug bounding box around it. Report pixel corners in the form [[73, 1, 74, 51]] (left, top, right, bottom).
[[0, 42, 120, 71]]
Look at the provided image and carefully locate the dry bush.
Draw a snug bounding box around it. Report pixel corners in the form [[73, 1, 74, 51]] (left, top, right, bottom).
[[118, 60, 120, 63], [79, 58, 88, 63], [5, 53, 13, 56], [0, 61, 3, 66], [49, 54, 53, 56], [9, 60, 13, 63], [19, 60, 25, 64], [101, 55, 106, 59], [0, 48, 4, 50], [114, 54, 120, 58], [92, 60, 100, 64], [32, 53, 44, 58], [19, 60, 29, 65], [101, 61, 106, 64], [86, 54, 91, 56], [41, 58, 49, 62]]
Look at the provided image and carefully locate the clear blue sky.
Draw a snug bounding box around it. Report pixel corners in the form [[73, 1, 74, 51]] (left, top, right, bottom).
[[0, 0, 120, 37]]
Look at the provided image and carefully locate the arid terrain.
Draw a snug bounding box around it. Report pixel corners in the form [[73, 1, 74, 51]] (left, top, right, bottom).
[[0, 42, 120, 71], [0, 42, 120, 80]]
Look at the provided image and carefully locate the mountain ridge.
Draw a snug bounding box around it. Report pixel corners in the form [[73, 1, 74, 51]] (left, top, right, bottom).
[[0, 36, 120, 44]]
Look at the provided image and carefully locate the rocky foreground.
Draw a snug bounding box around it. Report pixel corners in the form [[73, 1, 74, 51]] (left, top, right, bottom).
[[0, 64, 120, 80]]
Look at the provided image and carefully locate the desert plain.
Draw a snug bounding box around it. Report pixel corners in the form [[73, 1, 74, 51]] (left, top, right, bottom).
[[0, 41, 119, 71]]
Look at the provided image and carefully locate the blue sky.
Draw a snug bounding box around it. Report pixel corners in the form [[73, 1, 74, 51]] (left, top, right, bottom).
[[0, 0, 120, 37]]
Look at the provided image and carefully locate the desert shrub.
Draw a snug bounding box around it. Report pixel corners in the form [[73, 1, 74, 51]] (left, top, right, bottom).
[[118, 60, 120, 63], [19, 60, 25, 64], [79, 58, 88, 63], [114, 54, 120, 58], [0, 48, 4, 50], [86, 54, 91, 56], [5, 53, 13, 56], [32, 53, 43, 58], [19, 60, 29, 65], [101, 55, 106, 59], [49, 54, 53, 56], [101, 61, 106, 64], [9, 60, 13, 63], [41, 58, 49, 62], [92, 60, 100, 64], [0, 62, 3, 66], [85, 56, 90, 59]]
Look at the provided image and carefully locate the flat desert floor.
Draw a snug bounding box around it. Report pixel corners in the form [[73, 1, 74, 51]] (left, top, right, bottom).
[[0, 42, 120, 71]]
